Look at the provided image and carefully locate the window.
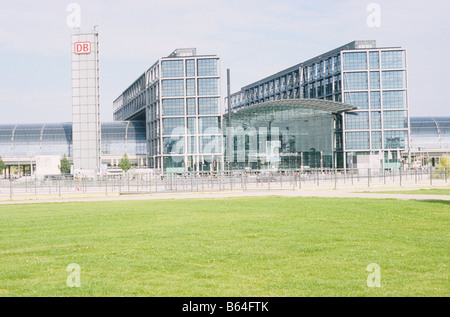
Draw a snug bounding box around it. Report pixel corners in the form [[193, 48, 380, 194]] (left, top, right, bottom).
[[343, 72, 368, 90], [200, 136, 221, 153], [198, 78, 218, 95], [162, 80, 184, 97], [161, 60, 184, 78], [382, 71, 406, 89], [186, 59, 195, 77], [370, 91, 381, 109], [345, 131, 370, 150], [187, 98, 196, 115], [162, 118, 185, 135], [384, 130, 407, 149], [198, 98, 219, 115], [199, 117, 221, 134], [381, 51, 405, 69], [343, 52, 367, 70], [371, 131, 382, 149], [186, 79, 196, 96], [162, 99, 184, 116], [163, 136, 185, 154], [369, 51, 379, 69], [371, 111, 381, 129], [370, 71, 380, 89], [197, 59, 218, 76], [383, 91, 406, 109], [383, 111, 407, 129], [345, 111, 369, 130], [187, 118, 196, 135], [344, 92, 369, 109], [188, 136, 197, 154]]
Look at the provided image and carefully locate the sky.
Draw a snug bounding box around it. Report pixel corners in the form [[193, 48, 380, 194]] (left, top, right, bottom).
[[0, 0, 449, 124]]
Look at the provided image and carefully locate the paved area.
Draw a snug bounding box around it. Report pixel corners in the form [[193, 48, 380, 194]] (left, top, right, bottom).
[[0, 186, 449, 205]]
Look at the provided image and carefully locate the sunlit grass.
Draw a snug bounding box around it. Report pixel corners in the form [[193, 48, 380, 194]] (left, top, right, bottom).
[[0, 197, 448, 297]]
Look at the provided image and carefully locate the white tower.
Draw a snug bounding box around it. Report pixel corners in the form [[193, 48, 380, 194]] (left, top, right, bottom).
[[71, 31, 101, 177]]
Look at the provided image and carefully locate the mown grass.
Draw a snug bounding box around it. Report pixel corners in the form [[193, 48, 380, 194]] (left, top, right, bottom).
[[0, 196, 448, 297], [364, 188, 450, 195]]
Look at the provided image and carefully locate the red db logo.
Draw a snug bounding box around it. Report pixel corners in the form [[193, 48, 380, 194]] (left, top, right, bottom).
[[74, 42, 91, 55]]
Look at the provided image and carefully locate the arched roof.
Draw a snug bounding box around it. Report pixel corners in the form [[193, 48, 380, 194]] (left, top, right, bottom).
[[410, 117, 450, 150], [0, 122, 146, 157]]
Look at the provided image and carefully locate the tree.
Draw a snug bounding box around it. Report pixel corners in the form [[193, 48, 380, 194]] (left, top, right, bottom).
[[0, 156, 5, 175], [433, 156, 450, 179], [118, 153, 131, 173], [60, 154, 71, 174]]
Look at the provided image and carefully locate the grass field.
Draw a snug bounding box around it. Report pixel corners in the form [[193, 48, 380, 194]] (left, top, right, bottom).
[[363, 188, 450, 195], [0, 196, 448, 297]]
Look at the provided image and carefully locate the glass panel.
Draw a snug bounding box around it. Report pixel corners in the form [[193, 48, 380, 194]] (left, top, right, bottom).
[[381, 51, 405, 69], [161, 79, 184, 97], [199, 117, 221, 134], [383, 110, 408, 129], [382, 71, 406, 89], [162, 99, 184, 116], [162, 118, 185, 135], [161, 60, 184, 78], [345, 131, 370, 150], [382, 90, 406, 109], [370, 91, 381, 109], [343, 72, 368, 90], [371, 131, 382, 149], [197, 59, 218, 76], [371, 111, 381, 129], [186, 59, 195, 77], [369, 51, 379, 69], [344, 92, 369, 109], [198, 97, 219, 115], [163, 136, 185, 154], [345, 111, 369, 130], [186, 79, 196, 96], [343, 52, 367, 70], [370, 71, 380, 89], [187, 98, 196, 115], [198, 78, 218, 95], [384, 130, 407, 149]]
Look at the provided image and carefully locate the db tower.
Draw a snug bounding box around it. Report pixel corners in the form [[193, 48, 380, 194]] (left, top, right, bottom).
[[71, 31, 101, 177]]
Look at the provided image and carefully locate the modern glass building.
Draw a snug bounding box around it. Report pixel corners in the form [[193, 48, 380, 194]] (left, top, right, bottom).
[[0, 122, 146, 176], [224, 99, 356, 170], [113, 49, 223, 173], [229, 40, 410, 169], [409, 117, 450, 166]]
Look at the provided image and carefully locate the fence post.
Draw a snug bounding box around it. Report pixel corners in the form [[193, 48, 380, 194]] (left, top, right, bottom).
[[399, 168, 402, 187]]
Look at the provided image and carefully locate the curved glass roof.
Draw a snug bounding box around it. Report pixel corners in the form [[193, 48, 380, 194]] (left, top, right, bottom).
[[232, 99, 357, 114], [0, 122, 146, 158], [410, 117, 450, 150]]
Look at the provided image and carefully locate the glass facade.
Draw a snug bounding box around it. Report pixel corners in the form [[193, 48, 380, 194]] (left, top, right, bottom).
[[410, 117, 450, 150], [229, 41, 409, 169], [112, 49, 222, 172], [225, 103, 344, 170], [0, 122, 146, 158]]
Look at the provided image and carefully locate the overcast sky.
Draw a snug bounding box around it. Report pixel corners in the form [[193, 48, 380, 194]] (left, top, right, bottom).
[[0, 0, 449, 124]]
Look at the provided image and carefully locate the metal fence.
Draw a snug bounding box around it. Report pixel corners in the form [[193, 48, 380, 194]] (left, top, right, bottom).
[[0, 167, 448, 199]]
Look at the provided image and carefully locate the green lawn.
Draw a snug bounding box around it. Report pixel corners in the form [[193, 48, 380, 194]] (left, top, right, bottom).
[[0, 197, 448, 297], [364, 188, 450, 195]]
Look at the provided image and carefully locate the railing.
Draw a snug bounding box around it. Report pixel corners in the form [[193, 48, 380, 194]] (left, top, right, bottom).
[[0, 167, 448, 199]]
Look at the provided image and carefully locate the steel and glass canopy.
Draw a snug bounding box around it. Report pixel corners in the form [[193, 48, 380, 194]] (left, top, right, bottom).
[[232, 99, 357, 114]]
